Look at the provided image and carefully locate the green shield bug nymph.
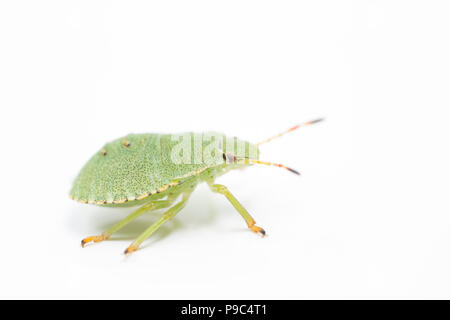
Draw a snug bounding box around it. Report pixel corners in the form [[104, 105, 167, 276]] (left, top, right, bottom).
[[70, 119, 323, 255]]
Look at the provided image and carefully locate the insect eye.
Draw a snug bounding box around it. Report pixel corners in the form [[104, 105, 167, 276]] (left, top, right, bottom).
[[222, 153, 227, 162], [100, 149, 107, 156], [224, 152, 236, 163]]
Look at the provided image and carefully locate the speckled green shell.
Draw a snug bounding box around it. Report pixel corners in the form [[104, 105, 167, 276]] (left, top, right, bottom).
[[70, 132, 257, 207]]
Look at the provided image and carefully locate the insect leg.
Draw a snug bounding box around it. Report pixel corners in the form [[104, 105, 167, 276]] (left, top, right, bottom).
[[81, 199, 174, 247], [124, 193, 191, 255], [209, 183, 266, 237]]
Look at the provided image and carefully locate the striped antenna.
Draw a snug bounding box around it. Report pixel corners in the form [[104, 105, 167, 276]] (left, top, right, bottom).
[[237, 158, 301, 175], [256, 118, 324, 146]]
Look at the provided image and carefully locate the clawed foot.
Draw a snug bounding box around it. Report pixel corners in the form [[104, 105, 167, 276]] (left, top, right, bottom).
[[123, 244, 139, 256], [250, 225, 266, 237], [81, 235, 140, 256], [81, 234, 108, 247]]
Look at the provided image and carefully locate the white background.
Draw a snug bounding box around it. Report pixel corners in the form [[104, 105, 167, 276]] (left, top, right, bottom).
[[1, 1, 449, 299]]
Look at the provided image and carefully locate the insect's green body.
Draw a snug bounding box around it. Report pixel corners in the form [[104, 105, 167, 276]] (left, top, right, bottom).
[[71, 120, 322, 254], [70, 133, 258, 207]]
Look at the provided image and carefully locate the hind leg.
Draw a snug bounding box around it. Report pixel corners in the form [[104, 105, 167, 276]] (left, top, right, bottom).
[[209, 183, 266, 236], [124, 193, 191, 255], [81, 199, 174, 247]]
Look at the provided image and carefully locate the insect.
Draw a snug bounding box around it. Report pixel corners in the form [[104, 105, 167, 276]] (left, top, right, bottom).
[[70, 119, 323, 255]]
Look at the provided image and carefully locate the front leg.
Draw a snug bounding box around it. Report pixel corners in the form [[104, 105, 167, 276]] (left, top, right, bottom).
[[209, 183, 266, 237]]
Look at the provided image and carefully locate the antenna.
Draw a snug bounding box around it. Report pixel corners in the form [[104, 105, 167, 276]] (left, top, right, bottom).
[[237, 158, 301, 175], [256, 118, 324, 146]]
